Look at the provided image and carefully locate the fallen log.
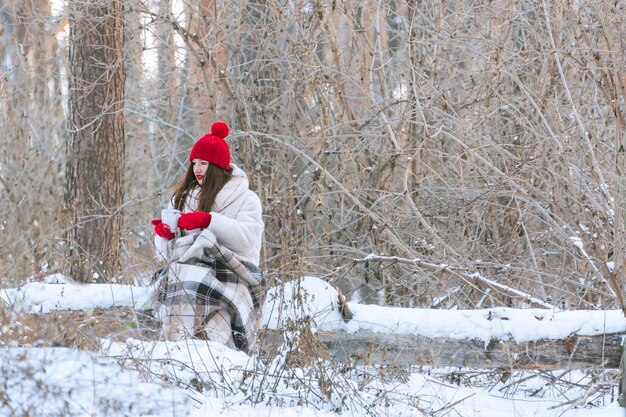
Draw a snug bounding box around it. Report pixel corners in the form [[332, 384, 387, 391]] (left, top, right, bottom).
[[3, 308, 623, 370], [259, 327, 624, 370]]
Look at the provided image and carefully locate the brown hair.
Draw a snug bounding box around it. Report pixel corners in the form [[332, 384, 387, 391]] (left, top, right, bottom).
[[172, 163, 233, 212]]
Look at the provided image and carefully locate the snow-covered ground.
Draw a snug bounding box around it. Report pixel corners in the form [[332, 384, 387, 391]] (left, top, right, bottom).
[[1, 274, 624, 416]]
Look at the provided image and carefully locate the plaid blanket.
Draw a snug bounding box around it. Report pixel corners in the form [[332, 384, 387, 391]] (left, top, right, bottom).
[[153, 230, 265, 352]]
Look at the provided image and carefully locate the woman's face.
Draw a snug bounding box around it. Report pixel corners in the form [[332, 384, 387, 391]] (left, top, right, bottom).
[[192, 159, 209, 185]]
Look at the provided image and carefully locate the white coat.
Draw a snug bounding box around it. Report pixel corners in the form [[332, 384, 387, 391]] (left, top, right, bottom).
[[156, 164, 264, 265]]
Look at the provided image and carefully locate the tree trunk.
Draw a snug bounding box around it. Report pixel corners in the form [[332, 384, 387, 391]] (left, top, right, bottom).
[[619, 342, 626, 408], [65, 0, 125, 283]]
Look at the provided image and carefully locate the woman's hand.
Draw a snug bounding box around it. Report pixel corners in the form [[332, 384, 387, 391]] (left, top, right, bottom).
[[152, 219, 175, 239], [178, 212, 212, 230]]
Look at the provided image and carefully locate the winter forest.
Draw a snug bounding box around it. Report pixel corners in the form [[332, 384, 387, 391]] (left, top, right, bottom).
[[1, 0, 625, 416]]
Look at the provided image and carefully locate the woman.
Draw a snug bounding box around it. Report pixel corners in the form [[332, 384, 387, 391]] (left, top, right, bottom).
[[152, 121, 265, 352]]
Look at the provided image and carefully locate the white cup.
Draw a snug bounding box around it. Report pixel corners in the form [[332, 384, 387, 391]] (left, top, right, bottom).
[[161, 208, 182, 233]]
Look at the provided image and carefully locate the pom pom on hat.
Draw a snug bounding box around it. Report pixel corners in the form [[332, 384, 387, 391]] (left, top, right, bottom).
[[189, 121, 231, 170], [211, 121, 229, 139]]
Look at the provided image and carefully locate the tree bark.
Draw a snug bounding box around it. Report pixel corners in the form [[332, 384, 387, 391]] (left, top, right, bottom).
[[619, 342, 626, 408], [65, 0, 125, 283]]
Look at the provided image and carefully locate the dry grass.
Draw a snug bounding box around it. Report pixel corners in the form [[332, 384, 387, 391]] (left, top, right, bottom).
[[0, 307, 159, 350]]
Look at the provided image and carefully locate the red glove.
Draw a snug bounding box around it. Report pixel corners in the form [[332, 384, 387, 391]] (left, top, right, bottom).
[[178, 211, 212, 231], [152, 219, 175, 239]]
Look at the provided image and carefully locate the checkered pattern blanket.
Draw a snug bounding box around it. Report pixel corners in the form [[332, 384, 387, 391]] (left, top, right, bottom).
[[153, 230, 265, 352]]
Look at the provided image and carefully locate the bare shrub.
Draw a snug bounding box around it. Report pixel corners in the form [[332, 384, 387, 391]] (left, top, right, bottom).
[[0, 0, 623, 310]]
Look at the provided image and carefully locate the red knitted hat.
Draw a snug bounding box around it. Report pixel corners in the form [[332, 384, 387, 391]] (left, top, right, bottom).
[[189, 121, 231, 170]]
